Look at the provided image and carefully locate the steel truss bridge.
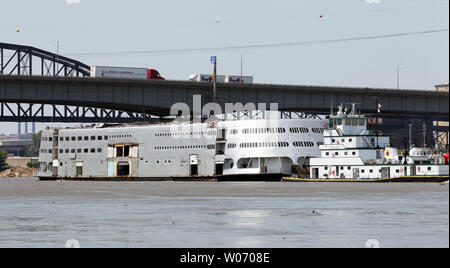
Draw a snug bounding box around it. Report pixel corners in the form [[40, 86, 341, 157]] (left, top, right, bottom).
[[0, 102, 161, 123], [0, 42, 89, 77], [0, 42, 162, 123], [0, 42, 448, 150]]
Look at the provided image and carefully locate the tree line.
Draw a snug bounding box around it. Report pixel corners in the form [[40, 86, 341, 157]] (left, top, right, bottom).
[[0, 131, 42, 171]]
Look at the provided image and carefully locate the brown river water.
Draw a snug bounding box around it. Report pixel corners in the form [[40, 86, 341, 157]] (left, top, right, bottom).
[[0, 178, 448, 248]]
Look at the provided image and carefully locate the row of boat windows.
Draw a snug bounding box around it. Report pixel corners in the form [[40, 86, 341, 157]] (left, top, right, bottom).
[[292, 141, 315, 147], [228, 141, 321, 149], [331, 138, 353, 143], [40, 148, 103, 154], [43, 134, 132, 143], [324, 166, 379, 173], [154, 144, 216, 150], [229, 127, 325, 135], [322, 166, 427, 174], [242, 128, 286, 134], [155, 131, 217, 137], [45, 127, 325, 143], [59, 136, 109, 142], [329, 118, 366, 128], [240, 142, 289, 148], [325, 151, 357, 156]]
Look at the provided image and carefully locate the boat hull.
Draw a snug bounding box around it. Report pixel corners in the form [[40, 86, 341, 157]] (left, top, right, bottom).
[[282, 176, 450, 183], [39, 174, 284, 182]]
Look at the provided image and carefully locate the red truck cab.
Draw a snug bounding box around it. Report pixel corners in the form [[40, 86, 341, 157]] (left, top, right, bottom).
[[148, 69, 165, 80]]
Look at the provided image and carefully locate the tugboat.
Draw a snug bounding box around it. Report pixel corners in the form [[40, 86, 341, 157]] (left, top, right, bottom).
[[284, 104, 449, 183]]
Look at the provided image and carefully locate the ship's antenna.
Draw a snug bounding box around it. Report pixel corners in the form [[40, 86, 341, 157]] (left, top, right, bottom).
[[330, 92, 334, 116], [409, 122, 412, 149], [422, 122, 427, 148], [374, 97, 380, 148], [346, 102, 360, 116]]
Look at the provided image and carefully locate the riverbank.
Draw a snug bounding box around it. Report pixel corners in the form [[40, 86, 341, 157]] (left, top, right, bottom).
[[0, 167, 37, 178]]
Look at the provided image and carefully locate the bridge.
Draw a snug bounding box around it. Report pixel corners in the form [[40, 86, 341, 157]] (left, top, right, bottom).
[[1, 41, 448, 119], [1, 75, 448, 119], [0, 42, 449, 149]]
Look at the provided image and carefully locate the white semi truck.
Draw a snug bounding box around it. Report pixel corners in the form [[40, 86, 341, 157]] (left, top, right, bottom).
[[90, 66, 165, 80]]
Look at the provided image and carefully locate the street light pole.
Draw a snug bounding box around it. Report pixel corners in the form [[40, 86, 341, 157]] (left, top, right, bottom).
[[213, 60, 217, 102], [397, 64, 405, 90], [211, 56, 217, 102], [240, 52, 247, 83], [54, 40, 60, 76]]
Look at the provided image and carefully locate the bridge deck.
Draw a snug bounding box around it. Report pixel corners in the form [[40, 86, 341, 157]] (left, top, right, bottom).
[[0, 75, 448, 118]]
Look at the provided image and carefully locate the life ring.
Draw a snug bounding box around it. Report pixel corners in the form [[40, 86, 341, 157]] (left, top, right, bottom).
[[418, 166, 421, 172]]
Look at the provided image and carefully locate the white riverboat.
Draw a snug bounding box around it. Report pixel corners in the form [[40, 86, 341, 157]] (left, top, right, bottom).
[[309, 105, 449, 181], [37, 115, 327, 181]]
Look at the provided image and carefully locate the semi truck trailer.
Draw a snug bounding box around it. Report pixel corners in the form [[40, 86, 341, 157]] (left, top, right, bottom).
[[90, 66, 165, 80]]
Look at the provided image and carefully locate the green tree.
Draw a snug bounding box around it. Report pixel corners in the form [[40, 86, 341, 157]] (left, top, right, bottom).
[[0, 150, 8, 172], [27, 161, 39, 169], [28, 131, 42, 157]]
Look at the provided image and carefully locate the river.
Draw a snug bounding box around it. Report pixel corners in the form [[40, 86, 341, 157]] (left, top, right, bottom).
[[0, 178, 448, 248]]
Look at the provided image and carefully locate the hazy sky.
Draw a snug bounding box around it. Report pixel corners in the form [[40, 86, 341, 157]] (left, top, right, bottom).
[[0, 0, 449, 135]]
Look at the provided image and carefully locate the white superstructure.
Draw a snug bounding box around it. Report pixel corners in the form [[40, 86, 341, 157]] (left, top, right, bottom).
[[37, 116, 327, 181], [309, 105, 449, 180]]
